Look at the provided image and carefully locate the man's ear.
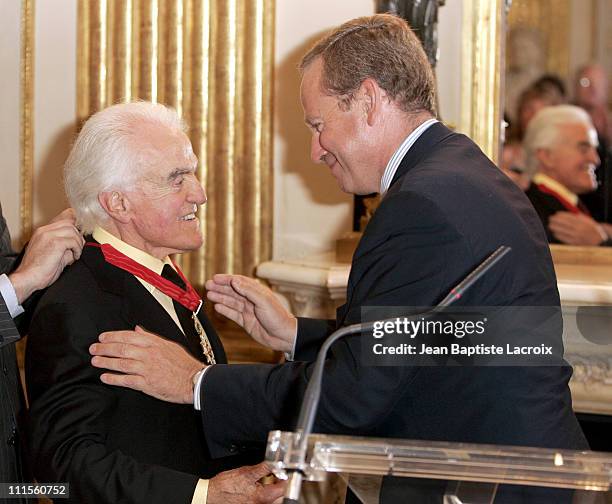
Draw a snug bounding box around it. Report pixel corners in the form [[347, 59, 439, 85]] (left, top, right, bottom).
[[359, 78, 384, 127], [535, 147, 555, 170], [98, 191, 131, 224]]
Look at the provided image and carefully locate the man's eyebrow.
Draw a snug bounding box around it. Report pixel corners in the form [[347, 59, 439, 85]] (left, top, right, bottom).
[[304, 117, 320, 129], [167, 168, 193, 181]]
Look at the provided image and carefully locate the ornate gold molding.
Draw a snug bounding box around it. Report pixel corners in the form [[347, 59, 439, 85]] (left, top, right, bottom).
[[460, 0, 507, 164], [77, 0, 275, 286], [20, 0, 35, 241]]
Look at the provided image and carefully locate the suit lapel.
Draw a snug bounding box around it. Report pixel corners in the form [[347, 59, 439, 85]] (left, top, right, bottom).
[[81, 241, 208, 362]]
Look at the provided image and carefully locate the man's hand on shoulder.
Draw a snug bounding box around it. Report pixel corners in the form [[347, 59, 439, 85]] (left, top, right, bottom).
[[90, 325, 204, 404], [208, 462, 285, 504], [205, 274, 297, 353], [9, 208, 84, 303]]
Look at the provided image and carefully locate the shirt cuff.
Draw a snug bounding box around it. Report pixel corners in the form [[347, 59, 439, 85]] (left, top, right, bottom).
[[284, 333, 297, 362], [0, 274, 24, 318], [193, 365, 212, 411], [191, 478, 209, 504], [283, 318, 299, 361]]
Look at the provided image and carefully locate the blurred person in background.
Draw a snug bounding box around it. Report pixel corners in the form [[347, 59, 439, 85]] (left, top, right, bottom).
[[501, 75, 567, 189], [523, 105, 612, 246], [574, 63, 612, 222]]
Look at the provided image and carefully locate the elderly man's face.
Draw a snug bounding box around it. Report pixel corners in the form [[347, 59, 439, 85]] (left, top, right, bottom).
[[125, 124, 206, 259], [300, 58, 378, 195], [543, 122, 600, 195]]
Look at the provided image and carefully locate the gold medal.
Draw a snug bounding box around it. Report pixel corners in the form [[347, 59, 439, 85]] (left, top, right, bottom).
[[193, 313, 216, 365]]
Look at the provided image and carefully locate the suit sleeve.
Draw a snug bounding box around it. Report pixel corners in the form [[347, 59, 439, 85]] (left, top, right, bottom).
[[0, 293, 20, 348], [293, 317, 335, 361], [26, 302, 199, 504], [200, 190, 464, 458], [0, 209, 17, 275]]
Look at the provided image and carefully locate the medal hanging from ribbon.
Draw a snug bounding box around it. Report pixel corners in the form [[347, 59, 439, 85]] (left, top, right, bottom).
[[86, 242, 216, 364]]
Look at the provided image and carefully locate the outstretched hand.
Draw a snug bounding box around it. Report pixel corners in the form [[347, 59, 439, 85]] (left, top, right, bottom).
[[90, 326, 204, 404], [205, 274, 297, 353]]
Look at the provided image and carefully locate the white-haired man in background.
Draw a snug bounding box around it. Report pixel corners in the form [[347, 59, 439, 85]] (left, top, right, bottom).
[[25, 102, 283, 504], [524, 104, 612, 245]]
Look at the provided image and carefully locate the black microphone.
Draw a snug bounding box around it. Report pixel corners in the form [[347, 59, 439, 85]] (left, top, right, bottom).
[[282, 245, 511, 503]]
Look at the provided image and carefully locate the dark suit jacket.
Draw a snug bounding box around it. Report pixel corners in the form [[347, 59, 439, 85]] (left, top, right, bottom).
[[525, 182, 573, 244], [26, 242, 253, 504], [199, 124, 587, 495], [0, 298, 28, 490], [0, 206, 30, 501]]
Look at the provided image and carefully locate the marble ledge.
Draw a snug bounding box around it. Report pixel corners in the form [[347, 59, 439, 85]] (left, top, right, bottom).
[[257, 255, 612, 307], [555, 263, 612, 305]]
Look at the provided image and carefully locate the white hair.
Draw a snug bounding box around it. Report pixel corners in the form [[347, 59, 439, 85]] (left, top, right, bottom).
[[522, 104, 595, 179], [64, 101, 186, 234]]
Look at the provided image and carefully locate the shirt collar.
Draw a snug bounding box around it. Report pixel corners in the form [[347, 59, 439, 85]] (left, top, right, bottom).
[[92, 226, 173, 279], [532, 173, 579, 206], [380, 118, 438, 194]]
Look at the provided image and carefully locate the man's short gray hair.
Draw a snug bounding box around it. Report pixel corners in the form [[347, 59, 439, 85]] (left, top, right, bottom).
[[299, 14, 436, 115], [64, 102, 186, 234], [523, 105, 594, 179]]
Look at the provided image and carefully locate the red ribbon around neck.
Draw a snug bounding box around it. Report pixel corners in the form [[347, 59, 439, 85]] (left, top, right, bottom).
[[536, 183, 591, 217], [86, 242, 202, 312]]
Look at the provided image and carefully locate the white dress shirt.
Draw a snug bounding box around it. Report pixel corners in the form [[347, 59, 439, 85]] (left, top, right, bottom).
[[93, 227, 209, 503], [0, 274, 24, 319], [380, 118, 438, 194]]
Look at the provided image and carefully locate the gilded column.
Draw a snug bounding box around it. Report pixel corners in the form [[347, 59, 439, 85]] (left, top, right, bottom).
[[20, 0, 35, 240], [460, 0, 507, 164]]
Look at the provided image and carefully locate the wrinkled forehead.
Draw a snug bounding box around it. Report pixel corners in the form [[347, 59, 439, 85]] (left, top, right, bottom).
[[130, 121, 197, 167], [556, 121, 599, 147]]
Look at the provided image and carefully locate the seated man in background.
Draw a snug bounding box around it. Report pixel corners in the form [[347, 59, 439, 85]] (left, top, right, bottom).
[[574, 63, 612, 222], [524, 104, 612, 245], [25, 102, 283, 504], [501, 75, 567, 190]]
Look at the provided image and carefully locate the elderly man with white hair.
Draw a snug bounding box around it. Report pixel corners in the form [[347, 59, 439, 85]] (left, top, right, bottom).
[[524, 104, 612, 245], [25, 102, 283, 504]]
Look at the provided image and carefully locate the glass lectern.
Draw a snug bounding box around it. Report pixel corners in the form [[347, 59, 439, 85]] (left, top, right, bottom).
[[266, 430, 612, 503]]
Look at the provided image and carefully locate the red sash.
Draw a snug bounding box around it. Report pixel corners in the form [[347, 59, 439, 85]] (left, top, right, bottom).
[[86, 242, 202, 313], [535, 184, 591, 216]]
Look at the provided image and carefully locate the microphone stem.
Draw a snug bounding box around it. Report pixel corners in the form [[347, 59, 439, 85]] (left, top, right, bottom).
[[282, 245, 511, 500]]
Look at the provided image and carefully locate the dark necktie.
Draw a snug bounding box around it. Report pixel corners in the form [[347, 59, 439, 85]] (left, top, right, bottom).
[[577, 200, 592, 217], [161, 264, 209, 361]]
